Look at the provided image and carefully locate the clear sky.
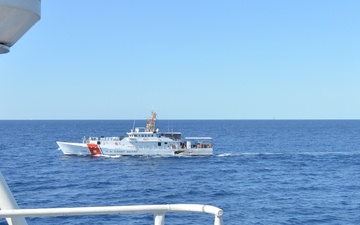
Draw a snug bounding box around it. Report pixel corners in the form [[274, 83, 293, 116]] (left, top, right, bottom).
[[1, 1, 360, 120]]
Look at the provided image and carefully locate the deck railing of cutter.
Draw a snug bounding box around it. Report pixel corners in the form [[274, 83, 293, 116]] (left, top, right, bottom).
[[0, 204, 224, 225]]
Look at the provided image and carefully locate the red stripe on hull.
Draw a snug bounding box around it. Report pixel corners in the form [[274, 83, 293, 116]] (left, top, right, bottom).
[[87, 143, 102, 155]]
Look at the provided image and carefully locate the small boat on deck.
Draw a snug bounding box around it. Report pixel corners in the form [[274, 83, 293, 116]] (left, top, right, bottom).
[[57, 112, 213, 157]]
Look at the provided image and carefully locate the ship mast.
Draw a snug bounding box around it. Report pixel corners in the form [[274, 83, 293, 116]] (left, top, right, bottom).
[[146, 111, 157, 132]]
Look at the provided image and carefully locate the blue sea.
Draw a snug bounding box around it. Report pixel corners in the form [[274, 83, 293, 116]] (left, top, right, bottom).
[[1, 120, 360, 225]]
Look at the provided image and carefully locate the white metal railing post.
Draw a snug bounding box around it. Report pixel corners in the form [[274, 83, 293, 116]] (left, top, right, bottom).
[[214, 215, 224, 225], [0, 172, 28, 225], [154, 213, 165, 225]]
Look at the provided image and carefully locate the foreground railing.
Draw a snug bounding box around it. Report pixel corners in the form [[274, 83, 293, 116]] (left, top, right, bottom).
[[0, 204, 223, 225], [0, 172, 223, 225]]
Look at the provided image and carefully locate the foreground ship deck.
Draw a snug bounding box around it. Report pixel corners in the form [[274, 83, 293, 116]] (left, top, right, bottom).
[[57, 112, 213, 157]]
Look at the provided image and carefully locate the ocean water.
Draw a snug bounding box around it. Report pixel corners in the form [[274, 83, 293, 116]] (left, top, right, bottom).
[[0, 120, 360, 225]]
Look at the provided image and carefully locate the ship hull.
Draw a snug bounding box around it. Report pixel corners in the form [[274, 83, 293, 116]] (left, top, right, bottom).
[[57, 142, 91, 156], [57, 141, 212, 157]]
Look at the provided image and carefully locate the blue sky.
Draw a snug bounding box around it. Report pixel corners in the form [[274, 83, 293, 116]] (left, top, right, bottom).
[[1, 1, 360, 119]]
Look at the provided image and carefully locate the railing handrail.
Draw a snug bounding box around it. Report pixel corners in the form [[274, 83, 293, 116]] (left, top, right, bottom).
[[0, 204, 224, 225]]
